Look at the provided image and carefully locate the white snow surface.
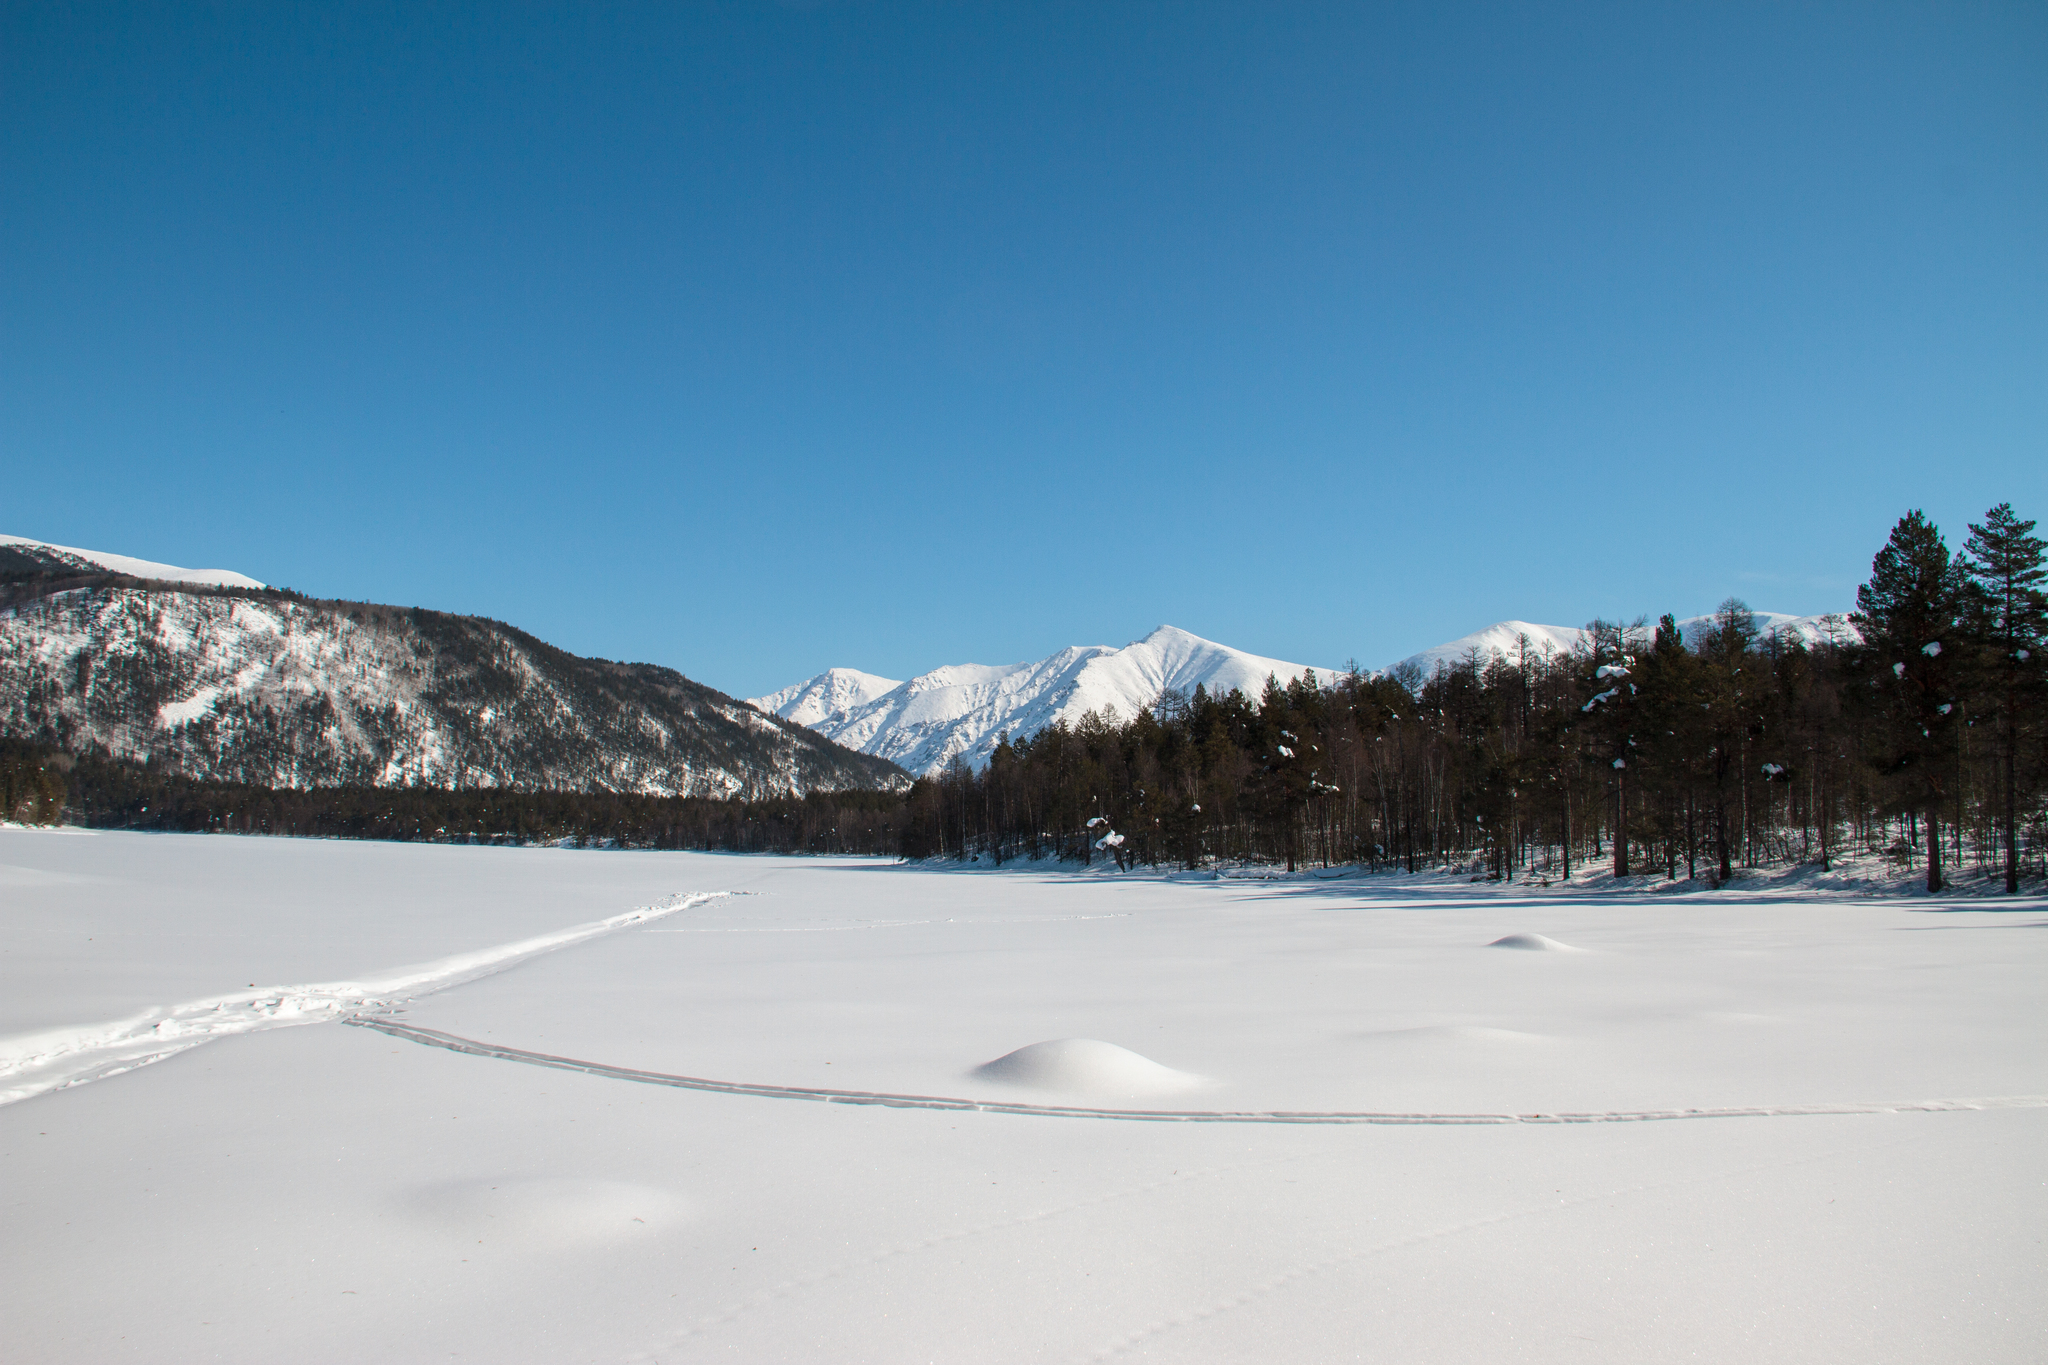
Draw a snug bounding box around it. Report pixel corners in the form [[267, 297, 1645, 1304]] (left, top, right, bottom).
[[0, 533, 264, 588], [751, 624, 1334, 775], [2, 828, 2043, 1363]]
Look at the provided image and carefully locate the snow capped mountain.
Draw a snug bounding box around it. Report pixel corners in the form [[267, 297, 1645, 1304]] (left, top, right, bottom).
[[751, 625, 1334, 777], [751, 668, 905, 729], [1381, 610, 1855, 680], [0, 534, 265, 589], [0, 573, 906, 798]]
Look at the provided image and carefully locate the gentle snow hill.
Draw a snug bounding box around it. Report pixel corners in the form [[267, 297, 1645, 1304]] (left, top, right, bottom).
[[1382, 610, 1856, 681], [751, 625, 1334, 777], [0, 534, 265, 589]]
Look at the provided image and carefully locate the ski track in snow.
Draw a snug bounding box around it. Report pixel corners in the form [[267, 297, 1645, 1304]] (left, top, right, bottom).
[[345, 1017, 2048, 1128], [0, 892, 726, 1106], [644, 912, 1132, 934]]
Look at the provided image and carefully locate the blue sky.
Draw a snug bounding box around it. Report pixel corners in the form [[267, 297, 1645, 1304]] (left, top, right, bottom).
[[5, 2, 2043, 696]]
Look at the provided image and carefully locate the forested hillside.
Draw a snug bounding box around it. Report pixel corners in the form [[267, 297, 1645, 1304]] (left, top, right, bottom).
[[0, 571, 907, 799]]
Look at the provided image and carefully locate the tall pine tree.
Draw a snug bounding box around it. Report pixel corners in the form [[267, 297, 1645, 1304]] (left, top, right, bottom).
[[1854, 511, 1966, 892], [1964, 503, 2047, 894]]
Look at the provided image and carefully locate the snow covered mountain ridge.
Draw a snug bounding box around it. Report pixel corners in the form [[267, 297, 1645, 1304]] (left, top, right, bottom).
[[750, 625, 1334, 777], [1383, 610, 1855, 682], [754, 611, 1850, 777]]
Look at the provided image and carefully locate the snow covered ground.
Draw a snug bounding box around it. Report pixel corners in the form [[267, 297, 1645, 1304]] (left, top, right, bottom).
[[3, 830, 2042, 1363]]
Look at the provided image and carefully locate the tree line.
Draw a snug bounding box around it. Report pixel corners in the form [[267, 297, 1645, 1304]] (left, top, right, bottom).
[[903, 504, 2046, 893], [23, 748, 909, 854], [10, 505, 2041, 893]]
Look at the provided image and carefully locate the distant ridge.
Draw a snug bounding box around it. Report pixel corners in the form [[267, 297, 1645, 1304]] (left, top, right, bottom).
[[1379, 610, 1855, 681], [751, 625, 1333, 777]]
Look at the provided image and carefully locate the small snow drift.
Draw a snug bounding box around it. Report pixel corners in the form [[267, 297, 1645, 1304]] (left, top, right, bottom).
[[972, 1038, 1207, 1099], [409, 1177, 682, 1247], [1361, 1025, 1548, 1045], [1488, 933, 1583, 952]]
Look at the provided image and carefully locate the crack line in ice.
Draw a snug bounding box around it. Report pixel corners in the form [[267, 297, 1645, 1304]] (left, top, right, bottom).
[[344, 1019, 2048, 1126], [0, 892, 725, 1107]]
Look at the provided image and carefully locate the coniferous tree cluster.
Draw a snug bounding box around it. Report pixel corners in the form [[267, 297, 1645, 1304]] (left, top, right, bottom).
[[902, 505, 2047, 892], [1, 740, 71, 824]]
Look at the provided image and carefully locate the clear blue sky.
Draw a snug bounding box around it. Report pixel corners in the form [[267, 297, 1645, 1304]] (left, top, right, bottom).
[[5, 2, 2043, 696]]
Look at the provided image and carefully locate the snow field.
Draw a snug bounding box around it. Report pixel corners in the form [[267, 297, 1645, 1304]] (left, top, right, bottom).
[[1, 830, 2043, 1362], [0, 890, 721, 1106]]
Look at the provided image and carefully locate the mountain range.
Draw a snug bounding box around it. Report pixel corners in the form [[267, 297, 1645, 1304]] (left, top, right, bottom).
[[0, 537, 906, 798], [750, 625, 1334, 777], [753, 610, 1852, 777], [3, 532, 1852, 790]]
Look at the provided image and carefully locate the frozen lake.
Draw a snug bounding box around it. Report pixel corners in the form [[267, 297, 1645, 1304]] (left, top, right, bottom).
[[3, 829, 2043, 1362]]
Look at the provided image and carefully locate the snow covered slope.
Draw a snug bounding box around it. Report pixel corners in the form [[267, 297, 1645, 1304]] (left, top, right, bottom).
[[1383, 610, 1855, 681], [0, 580, 907, 797], [0, 534, 265, 589], [751, 667, 904, 729], [752, 625, 1332, 776]]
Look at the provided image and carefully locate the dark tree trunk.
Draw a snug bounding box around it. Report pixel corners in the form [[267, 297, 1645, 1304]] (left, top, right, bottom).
[[1613, 767, 1628, 877], [1716, 798, 1732, 883], [1925, 796, 1943, 894], [2006, 695, 2021, 895]]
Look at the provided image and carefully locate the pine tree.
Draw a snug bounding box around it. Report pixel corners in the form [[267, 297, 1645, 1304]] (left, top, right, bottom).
[[1854, 511, 1966, 892], [1964, 503, 2047, 894]]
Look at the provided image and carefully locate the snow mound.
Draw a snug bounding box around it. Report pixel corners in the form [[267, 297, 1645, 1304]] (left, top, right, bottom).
[[409, 1177, 681, 1246], [1488, 933, 1583, 952], [971, 1038, 1207, 1099], [1363, 1025, 1549, 1044]]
